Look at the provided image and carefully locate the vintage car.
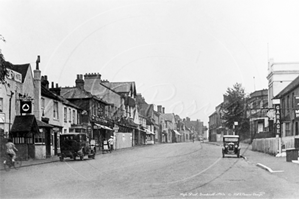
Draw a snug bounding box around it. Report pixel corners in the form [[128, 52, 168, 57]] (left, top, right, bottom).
[[59, 133, 96, 161], [222, 135, 240, 158]]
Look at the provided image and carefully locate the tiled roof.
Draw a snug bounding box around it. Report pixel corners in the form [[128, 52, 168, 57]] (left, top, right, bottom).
[[5, 61, 30, 83], [160, 113, 174, 122], [273, 76, 299, 99], [60, 87, 109, 105], [42, 86, 61, 101], [102, 82, 136, 95], [11, 115, 39, 134], [42, 86, 81, 109], [61, 87, 93, 99]]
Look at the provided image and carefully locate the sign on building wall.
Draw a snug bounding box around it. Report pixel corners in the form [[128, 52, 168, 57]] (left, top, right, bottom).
[[20, 100, 32, 114], [6, 69, 22, 83], [274, 104, 281, 136]]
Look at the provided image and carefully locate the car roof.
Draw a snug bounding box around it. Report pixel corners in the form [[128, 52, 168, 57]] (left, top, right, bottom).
[[60, 133, 86, 136], [223, 135, 239, 138]]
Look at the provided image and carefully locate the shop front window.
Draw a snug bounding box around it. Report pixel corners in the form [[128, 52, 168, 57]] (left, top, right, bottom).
[[35, 129, 45, 144]]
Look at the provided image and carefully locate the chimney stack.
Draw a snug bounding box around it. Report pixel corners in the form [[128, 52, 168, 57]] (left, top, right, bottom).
[[162, 107, 165, 114], [84, 73, 101, 80], [75, 74, 84, 89], [157, 105, 162, 113], [34, 55, 41, 120], [49, 82, 61, 96], [41, 75, 49, 89]]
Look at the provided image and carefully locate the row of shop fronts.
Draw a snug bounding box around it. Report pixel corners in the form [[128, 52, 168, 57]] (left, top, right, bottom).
[[0, 57, 201, 160]]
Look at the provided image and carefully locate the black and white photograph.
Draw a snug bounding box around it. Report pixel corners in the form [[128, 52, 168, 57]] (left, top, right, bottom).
[[0, 0, 299, 198]]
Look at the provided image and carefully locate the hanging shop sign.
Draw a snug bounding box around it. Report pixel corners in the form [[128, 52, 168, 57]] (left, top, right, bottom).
[[274, 104, 281, 136], [20, 100, 32, 114]]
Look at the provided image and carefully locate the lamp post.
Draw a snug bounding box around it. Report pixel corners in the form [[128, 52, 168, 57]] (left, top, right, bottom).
[[234, 121, 238, 135]]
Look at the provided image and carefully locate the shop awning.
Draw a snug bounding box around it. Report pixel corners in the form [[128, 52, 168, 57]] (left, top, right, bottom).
[[10, 115, 40, 134], [145, 129, 155, 135], [94, 123, 113, 130], [173, 130, 181, 135], [36, 120, 53, 128]]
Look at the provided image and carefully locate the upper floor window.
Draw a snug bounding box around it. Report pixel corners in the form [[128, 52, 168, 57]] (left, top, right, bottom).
[[64, 107, 67, 123], [53, 101, 59, 119], [72, 110, 76, 124], [0, 98, 3, 112], [69, 108, 71, 122], [41, 98, 45, 116]]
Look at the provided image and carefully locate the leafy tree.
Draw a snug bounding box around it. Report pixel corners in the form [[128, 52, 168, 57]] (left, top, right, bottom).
[[222, 83, 249, 139], [0, 35, 8, 84]]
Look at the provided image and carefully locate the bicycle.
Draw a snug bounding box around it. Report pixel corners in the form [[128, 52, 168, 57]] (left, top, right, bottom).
[[3, 154, 22, 171]]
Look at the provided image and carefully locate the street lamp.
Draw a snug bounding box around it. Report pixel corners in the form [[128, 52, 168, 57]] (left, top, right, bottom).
[[234, 121, 238, 135]]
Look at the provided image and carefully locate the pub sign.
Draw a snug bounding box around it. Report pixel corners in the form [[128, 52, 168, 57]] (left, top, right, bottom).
[[20, 100, 32, 114]]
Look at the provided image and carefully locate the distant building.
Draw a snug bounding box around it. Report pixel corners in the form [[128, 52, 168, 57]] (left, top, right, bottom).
[[247, 89, 271, 140], [273, 76, 299, 149]]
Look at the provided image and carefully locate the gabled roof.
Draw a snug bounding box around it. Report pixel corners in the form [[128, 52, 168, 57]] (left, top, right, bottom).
[[5, 61, 30, 83], [160, 113, 174, 122], [61, 87, 93, 99], [273, 76, 299, 99], [42, 86, 81, 109], [102, 82, 136, 96], [138, 103, 154, 118], [60, 87, 109, 105]]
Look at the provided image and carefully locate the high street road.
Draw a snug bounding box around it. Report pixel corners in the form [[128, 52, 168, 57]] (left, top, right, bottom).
[[0, 142, 298, 199]]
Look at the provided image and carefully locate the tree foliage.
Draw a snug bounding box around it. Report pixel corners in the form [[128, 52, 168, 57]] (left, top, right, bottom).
[[0, 35, 8, 84], [222, 83, 249, 138]]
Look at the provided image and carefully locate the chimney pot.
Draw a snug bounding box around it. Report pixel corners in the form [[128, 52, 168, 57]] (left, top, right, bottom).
[[51, 82, 54, 88]]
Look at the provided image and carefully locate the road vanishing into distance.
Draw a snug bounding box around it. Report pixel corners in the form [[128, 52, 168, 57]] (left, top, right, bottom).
[[1, 141, 298, 199]]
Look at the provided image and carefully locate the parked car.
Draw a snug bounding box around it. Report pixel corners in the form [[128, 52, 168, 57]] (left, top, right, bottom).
[[59, 133, 96, 161], [222, 135, 240, 158]]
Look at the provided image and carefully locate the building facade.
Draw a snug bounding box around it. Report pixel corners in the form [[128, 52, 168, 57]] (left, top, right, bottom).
[[267, 59, 299, 108], [274, 76, 299, 149]]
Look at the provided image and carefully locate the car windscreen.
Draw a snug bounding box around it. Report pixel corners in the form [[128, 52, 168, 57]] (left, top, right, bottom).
[[61, 135, 76, 141], [224, 138, 238, 142]]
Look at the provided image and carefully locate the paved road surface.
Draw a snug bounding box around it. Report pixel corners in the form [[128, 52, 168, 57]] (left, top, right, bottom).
[[0, 142, 298, 199]]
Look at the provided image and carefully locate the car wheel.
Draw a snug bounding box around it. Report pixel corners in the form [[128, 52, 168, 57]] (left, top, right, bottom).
[[80, 155, 84, 161], [60, 155, 64, 162], [237, 152, 240, 158]]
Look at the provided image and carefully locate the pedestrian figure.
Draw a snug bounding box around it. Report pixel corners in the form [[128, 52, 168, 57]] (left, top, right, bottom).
[[5, 139, 18, 163], [108, 136, 114, 151]]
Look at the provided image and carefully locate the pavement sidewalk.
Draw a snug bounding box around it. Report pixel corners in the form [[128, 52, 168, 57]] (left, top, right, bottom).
[[0, 144, 152, 171], [204, 141, 299, 184]]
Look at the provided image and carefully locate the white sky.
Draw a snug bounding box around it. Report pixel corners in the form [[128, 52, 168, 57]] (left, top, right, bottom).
[[0, 0, 299, 125]]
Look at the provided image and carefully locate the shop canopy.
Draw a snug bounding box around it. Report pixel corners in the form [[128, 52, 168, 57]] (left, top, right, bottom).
[[94, 123, 113, 130], [10, 115, 52, 134], [145, 129, 155, 135], [173, 130, 181, 136]]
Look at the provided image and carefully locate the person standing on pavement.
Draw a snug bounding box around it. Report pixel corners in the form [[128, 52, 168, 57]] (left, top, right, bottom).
[[108, 136, 114, 151], [5, 139, 18, 162]]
